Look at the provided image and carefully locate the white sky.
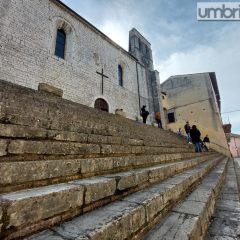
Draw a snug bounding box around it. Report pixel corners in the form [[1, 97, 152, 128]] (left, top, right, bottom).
[[62, 0, 240, 133]]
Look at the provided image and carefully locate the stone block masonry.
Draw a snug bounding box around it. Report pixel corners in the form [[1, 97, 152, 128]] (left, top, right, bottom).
[[0, 140, 7, 156], [38, 83, 63, 97], [0, 0, 158, 120]]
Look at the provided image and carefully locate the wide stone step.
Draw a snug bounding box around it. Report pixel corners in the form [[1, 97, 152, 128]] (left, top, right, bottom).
[[1, 85, 192, 146], [0, 98, 182, 144], [0, 80, 185, 145], [21, 156, 223, 240], [205, 160, 240, 240], [0, 137, 193, 159], [0, 152, 215, 193], [143, 158, 228, 240], [0, 124, 190, 150], [0, 154, 219, 239]]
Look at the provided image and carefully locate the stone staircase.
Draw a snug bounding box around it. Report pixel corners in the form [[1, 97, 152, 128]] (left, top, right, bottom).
[[0, 80, 237, 240], [144, 158, 228, 240]]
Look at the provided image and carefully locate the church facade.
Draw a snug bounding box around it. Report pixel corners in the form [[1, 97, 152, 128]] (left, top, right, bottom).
[[0, 0, 163, 122]]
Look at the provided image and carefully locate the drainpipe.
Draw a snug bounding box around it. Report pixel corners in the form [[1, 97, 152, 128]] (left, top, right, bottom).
[[136, 61, 141, 114]]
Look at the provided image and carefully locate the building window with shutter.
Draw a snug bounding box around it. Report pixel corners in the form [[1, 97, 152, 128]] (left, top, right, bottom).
[[55, 29, 66, 59], [118, 65, 123, 86]]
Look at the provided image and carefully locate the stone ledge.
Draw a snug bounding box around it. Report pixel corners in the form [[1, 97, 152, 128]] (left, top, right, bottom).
[[7, 140, 100, 155], [6, 139, 190, 156], [70, 177, 116, 205], [0, 153, 215, 192], [1, 183, 84, 231], [38, 83, 63, 97], [0, 124, 190, 150]]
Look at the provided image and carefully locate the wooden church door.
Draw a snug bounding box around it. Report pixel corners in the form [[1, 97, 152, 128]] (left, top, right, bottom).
[[94, 98, 109, 112]]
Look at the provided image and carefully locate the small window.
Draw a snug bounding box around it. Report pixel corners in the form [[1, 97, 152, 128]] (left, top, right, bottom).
[[118, 65, 123, 86], [55, 29, 66, 59], [168, 112, 175, 123]]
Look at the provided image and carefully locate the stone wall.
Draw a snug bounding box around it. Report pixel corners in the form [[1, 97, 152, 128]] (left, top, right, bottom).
[[0, 0, 153, 120]]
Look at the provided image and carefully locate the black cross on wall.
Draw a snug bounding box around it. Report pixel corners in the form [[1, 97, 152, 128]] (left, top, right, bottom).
[[96, 68, 109, 95]]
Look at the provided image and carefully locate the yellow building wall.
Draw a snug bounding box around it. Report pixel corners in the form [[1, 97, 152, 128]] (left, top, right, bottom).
[[161, 74, 231, 157]]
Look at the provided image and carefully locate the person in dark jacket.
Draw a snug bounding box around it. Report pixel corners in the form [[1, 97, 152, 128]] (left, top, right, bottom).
[[184, 121, 191, 143], [140, 105, 149, 124], [190, 125, 202, 152]]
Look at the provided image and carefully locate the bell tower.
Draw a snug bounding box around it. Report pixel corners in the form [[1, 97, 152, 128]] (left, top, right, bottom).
[[129, 28, 166, 129], [129, 28, 153, 70]]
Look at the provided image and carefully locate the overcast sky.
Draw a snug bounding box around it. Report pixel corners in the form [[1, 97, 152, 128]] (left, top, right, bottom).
[[62, 0, 240, 133]]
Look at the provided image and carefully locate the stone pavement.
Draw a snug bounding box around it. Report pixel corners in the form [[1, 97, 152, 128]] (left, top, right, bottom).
[[235, 158, 240, 166], [205, 160, 240, 240]]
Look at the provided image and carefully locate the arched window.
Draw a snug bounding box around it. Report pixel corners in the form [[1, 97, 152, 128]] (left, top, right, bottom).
[[55, 29, 66, 59], [118, 65, 123, 86]]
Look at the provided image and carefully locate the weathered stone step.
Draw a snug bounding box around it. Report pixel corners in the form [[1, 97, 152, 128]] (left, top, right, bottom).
[[143, 158, 228, 240], [0, 80, 184, 145], [0, 124, 190, 150], [0, 138, 193, 159], [0, 152, 215, 193], [205, 160, 240, 240], [20, 156, 223, 240], [0, 154, 219, 239]]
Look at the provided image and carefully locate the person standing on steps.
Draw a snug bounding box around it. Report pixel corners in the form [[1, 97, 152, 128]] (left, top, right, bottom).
[[184, 121, 191, 143], [190, 125, 202, 152], [140, 105, 149, 124], [155, 111, 162, 128]]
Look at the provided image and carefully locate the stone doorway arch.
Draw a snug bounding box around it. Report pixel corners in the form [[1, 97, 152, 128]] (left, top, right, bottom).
[[94, 98, 109, 112]]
